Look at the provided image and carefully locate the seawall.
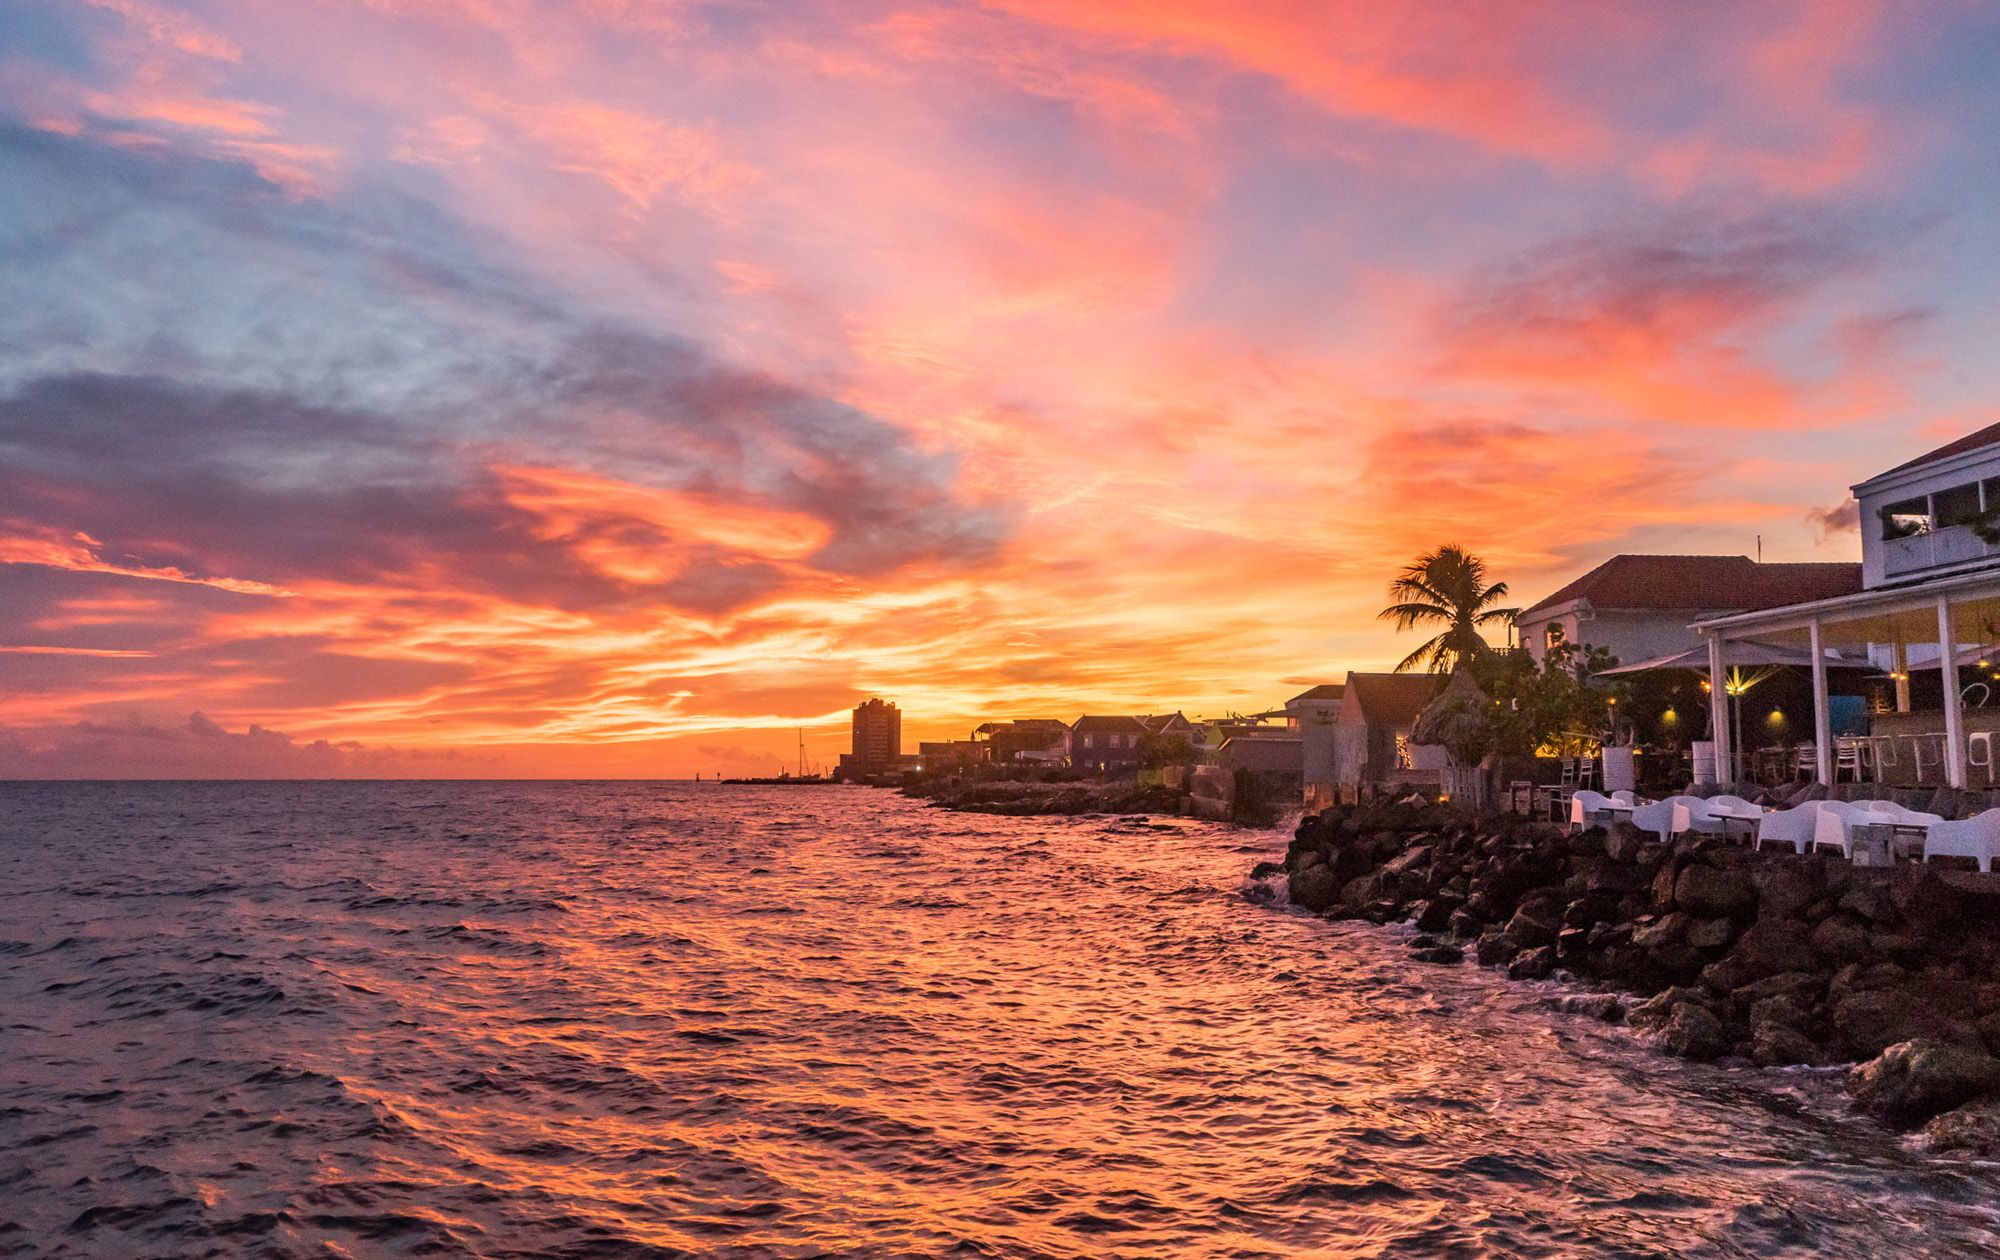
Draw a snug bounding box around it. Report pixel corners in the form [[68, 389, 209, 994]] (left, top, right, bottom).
[[1268, 802, 2000, 1151]]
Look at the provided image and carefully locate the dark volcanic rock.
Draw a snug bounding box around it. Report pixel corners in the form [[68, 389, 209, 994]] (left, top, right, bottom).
[[1751, 862, 1820, 920], [1544, 993, 1624, 1022], [1925, 1101, 2000, 1155], [1685, 916, 1736, 950], [1630, 912, 1689, 950], [1288, 864, 1340, 913], [1674, 864, 1756, 919], [1474, 930, 1516, 966], [1809, 915, 1871, 964], [1833, 990, 1977, 1061], [1657, 1003, 1727, 1061], [1753, 1025, 1831, 1068], [1508, 946, 1556, 981], [1628, 986, 1706, 1033], [1723, 917, 1815, 983], [1410, 944, 1464, 965], [1848, 1040, 2000, 1122]]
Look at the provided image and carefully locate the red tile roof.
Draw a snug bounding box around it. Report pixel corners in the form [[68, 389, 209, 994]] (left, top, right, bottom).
[[1069, 715, 1149, 734], [1287, 683, 1346, 703], [1876, 421, 2000, 479], [1344, 673, 1441, 727], [1519, 555, 1862, 618]]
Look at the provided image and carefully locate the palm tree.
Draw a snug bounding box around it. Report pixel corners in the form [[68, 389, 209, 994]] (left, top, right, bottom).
[[1379, 544, 1519, 673]]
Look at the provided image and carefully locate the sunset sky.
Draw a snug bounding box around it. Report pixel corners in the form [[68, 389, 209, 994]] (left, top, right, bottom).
[[3, 1, 1999, 776]]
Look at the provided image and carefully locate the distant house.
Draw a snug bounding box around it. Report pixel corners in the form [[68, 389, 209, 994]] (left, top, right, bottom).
[[916, 740, 983, 773], [1514, 555, 1861, 668], [1332, 673, 1445, 797], [973, 719, 1069, 764], [1286, 683, 1346, 806], [1137, 712, 1198, 738], [1067, 715, 1148, 777], [1214, 727, 1303, 797]]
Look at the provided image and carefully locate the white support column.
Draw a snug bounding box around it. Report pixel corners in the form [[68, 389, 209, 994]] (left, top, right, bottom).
[[1941, 596, 1967, 788], [1810, 617, 1832, 785], [1707, 633, 1731, 785]]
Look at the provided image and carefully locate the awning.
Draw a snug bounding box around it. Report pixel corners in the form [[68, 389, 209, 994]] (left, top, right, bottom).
[[1597, 638, 1867, 676]]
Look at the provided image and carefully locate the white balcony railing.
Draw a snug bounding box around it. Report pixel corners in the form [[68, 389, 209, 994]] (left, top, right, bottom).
[[1881, 523, 2000, 578]]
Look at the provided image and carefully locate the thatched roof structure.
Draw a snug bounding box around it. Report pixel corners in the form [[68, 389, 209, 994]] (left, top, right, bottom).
[[1411, 668, 1493, 764]]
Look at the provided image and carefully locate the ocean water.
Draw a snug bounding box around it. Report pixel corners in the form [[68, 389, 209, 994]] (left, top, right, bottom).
[[2, 782, 1999, 1258]]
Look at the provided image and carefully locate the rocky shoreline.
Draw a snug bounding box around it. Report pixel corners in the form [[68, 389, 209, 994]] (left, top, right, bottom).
[[903, 779, 1189, 816], [1263, 801, 2000, 1153]]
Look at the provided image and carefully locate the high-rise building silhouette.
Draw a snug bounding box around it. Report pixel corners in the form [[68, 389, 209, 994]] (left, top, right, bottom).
[[849, 698, 902, 774]]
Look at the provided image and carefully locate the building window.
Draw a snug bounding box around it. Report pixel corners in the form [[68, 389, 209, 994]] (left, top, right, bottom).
[[1081, 734, 1094, 749], [1935, 482, 1983, 529], [1545, 624, 1566, 652], [1394, 733, 1413, 771], [1881, 496, 1932, 539]]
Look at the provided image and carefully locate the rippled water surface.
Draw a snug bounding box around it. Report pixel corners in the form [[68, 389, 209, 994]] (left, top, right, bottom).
[[5, 782, 2000, 1257]]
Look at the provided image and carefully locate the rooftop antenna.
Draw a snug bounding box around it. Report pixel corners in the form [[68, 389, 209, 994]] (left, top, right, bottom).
[[1756, 534, 1763, 563]]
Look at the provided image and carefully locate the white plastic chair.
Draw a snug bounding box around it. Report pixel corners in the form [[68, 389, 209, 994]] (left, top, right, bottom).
[[1568, 790, 1616, 833], [1755, 801, 1823, 855], [1835, 737, 1868, 782], [1630, 800, 1690, 842], [1664, 794, 1730, 837], [1611, 790, 1640, 805], [1923, 808, 2000, 873], [1811, 800, 1867, 858]]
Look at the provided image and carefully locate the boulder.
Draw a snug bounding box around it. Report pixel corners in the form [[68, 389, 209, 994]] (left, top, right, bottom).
[[1508, 946, 1556, 981], [1340, 873, 1384, 913], [1602, 823, 1645, 862], [1721, 916, 1815, 983], [1847, 1039, 2000, 1122], [1978, 1011, 2000, 1058], [1752, 1025, 1832, 1068], [1751, 862, 1819, 920], [1382, 844, 1433, 877], [1544, 992, 1624, 1022], [1837, 878, 1899, 925], [1414, 896, 1461, 933], [1657, 1003, 1727, 1061], [1447, 908, 1483, 940], [1750, 993, 1813, 1033], [1288, 864, 1340, 913], [1674, 864, 1757, 919], [1809, 915, 1871, 964], [1650, 859, 1683, 911], [1924, 1101, 2000, 1156], [1410, 944, 1464, 965], [1687, 915, 1737, 950], [1630, 912, 1689, 950], [1731, 971, 1825, 1010], [1503, 904, 1561, 950], [1834, 989, 1980, 1062], [1474, 930, 1516, 966], [1628, 985, 1707, 1033]]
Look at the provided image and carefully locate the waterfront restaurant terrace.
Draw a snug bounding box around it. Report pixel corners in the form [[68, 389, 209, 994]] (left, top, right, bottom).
[[1693, 421, 2000, 791]]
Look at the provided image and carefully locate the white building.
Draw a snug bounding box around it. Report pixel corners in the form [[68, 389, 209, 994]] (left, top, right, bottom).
[[1693, 422, 2000, 788], [1514, 554, 1859, 669]]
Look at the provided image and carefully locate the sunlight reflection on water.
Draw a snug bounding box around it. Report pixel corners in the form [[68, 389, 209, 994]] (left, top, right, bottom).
[[3, 781, 2000, 1257]]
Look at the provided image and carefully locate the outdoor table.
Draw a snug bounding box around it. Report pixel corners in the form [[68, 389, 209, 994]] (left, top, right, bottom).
[[1704, 805, 1764, 842], [1851, 820, 1930, 866]]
